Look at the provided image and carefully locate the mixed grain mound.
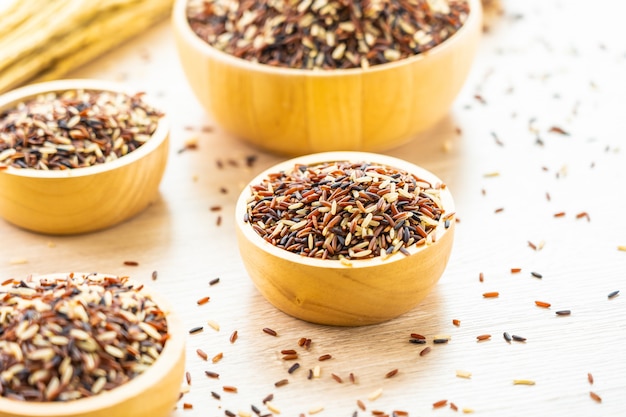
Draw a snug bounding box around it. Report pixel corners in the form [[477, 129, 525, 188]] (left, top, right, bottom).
[[0, 273, 168, 402], [188, 0, 470, 69], [243, 160, 450, 261], [0, 89, 162, 170]]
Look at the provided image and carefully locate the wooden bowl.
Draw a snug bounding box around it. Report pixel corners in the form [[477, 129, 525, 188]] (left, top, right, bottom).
[[235, 151, 455, 326], [172, 0, 482, 155], [0, 79, 169, 235], [0, 272, 186, 417]]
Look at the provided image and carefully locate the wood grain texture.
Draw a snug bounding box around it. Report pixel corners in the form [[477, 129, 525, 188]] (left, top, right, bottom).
[[2, 0, 626, 415]]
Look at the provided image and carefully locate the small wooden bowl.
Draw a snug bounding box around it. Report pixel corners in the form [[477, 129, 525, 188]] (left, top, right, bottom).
[[172, 0, 482, 155], [235, 151, 455, 326], [0, 79, 169, 235], [0, 272, 186, 417]]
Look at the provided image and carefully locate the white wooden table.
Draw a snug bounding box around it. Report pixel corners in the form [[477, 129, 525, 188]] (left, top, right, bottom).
[[2, 0, 626, 415]]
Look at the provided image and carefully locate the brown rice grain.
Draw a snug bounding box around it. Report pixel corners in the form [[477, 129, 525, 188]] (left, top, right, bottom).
[[590, 391, 602, 402]]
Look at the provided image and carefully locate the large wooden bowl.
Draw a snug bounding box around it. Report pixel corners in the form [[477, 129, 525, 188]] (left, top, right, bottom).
[[0, 80, 169, 235], [172, 0, 482, 155], [235, 152, 455, 326], [0, 272, 186, 417]]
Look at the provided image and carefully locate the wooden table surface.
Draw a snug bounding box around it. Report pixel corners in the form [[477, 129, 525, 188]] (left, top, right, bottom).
[[2, 0, 626, 415]]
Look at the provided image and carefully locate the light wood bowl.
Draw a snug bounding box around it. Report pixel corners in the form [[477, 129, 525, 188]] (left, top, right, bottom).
[[0, 272, 186, 417], [0, 80, 169, 235], [235, 152, 455, 326], [172, 0, 482, 155]]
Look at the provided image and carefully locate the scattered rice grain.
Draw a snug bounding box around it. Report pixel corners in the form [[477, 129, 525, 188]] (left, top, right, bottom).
[[433, 399, 448, 408], [456, 370, 472, 379], [590, 391, 602, 402], [513, 379, 535, 385], [263, 327, 278, 336], [368, 388, 383, 401]]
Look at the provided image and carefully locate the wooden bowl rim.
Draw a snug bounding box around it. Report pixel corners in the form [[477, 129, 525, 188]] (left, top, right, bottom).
[[235, 151, 455, 270], [0, 272, 185, 417], [0, 79, 169, 179], [173, 0, 482, 76]]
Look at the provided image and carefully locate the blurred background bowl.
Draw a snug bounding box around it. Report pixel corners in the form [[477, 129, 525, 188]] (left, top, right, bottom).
[[235, 151, 455, 326], [173, 0, 482, 155], [0, 272, 185, 417], [0, 79, 169, 235]]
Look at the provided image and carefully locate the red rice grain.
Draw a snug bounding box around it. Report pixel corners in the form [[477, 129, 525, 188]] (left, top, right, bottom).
[[282, 354, 298, 360], [433, 399, 448, 408], [263, 327, 278, 336], [576, 211, 590, 221], [357, 399, 366, 411], [196, 296, 210, 305], [274, 379, 289, 387]]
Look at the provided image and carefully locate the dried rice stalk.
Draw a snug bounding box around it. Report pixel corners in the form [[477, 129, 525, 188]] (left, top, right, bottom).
[[0, 0, 173, 94]]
